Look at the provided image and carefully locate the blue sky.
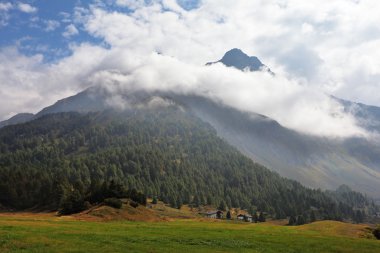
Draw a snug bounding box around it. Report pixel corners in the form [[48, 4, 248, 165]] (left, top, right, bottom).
[[1, 0, 84, 61], [0, 0, 199, 62]]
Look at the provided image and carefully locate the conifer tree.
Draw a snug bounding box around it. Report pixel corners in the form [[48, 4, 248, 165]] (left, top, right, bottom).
[[258, 212, 266, 222], [288, 216, 297, 225], [226, 210, 232, 220]]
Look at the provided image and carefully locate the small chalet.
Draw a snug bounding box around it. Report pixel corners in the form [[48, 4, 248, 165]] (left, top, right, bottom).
[[237, 214, 245, 221], [237, 214, 253, 222], [205, 210, 223, 219], [245, 215, 253, 222]]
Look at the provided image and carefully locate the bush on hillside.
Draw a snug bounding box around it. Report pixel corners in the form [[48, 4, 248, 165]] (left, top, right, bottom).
[[104, 198, 122, 209], [373, 226, 380, 240], [59, 190, 87, 215], [130, 200, 139, 208]]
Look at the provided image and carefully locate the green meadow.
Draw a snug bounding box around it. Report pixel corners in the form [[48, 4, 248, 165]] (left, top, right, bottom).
[[0, 214, 379, 253]]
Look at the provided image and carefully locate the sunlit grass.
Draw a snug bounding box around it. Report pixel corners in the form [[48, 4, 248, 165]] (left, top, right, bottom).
[[0, 214, 379, 253]]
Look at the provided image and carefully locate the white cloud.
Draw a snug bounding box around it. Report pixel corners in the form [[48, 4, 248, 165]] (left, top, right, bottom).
[[62, 24, 79, 38], [17, 3, 37, 13], [87, 52, 366, 138], [0, 2, 12, 11], [1, 0, 380, 138], [0, 2, 13, 27], [59, 11, 71, 23], [0, 45, 109, 121], [44, 20, 60, 32], [115, 0, 147, 9]]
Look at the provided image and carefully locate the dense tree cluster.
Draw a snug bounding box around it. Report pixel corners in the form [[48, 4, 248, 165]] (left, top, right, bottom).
[[58, 179, 145, 214], [0, 108, 377, 220]]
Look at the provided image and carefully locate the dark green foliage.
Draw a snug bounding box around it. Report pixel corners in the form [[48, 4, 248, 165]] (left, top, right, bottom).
[[104, 198, 122, 209], [59, 189, 86, 215], [152, 196, 158, 204], [296, 215, 306, 225], [288, 216, 296, 226], [129, 200, 139, 208], [0, 109, 376, 221], [253, 213, 258, 223], [177, 196, 183, 209], [373, 226, 380, 240], [127, 189, 147, 206], [328, 185, 369, 209], [310, 210, 317, 223], [226, 210, 231, 220], [258, 212, 266, 222], [353, 210, 365, 223], [248, 206, 256, 216], [218, 200, 227, 211], [87, 180, 127, 204], [275, 209, 287, 219]]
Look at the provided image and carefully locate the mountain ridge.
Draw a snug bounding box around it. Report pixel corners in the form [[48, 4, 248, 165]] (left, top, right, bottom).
[[0, 113, 34, 128]]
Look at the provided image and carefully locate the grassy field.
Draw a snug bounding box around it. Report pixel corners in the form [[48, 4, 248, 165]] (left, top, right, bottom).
[[0, 213, 379, 253]]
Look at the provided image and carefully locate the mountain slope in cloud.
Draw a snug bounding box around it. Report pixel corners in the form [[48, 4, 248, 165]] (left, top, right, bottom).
[[1, 49, 380, 200], [172, 94, 380, 198], [3, 84, 380, 199]]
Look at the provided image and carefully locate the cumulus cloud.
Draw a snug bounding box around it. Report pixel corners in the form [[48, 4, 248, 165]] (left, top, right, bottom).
[[62, 24, 79, 38], [0, 2, 38, 26], [0, 2, 12, 11], [44, 20, 60, 32], [17, 3, 37, 13], [0, 45, 109, 120], [115, 0, 147, 9], [1, 0, 380, 138], [0, 2, 12, 27]]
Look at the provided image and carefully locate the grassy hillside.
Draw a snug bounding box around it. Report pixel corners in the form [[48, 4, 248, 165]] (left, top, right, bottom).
[[0, 213, 378, 253]]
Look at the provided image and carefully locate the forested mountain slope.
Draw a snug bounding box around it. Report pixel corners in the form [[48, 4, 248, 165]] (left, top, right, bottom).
[[0, 107, 376, 221]]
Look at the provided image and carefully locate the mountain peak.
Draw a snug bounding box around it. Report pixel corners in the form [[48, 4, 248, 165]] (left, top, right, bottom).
[[207, 48, 272, 73], [222, 48, 250, 60]]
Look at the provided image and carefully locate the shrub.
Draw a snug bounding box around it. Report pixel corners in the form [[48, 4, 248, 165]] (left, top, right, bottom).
[[59, 190, 86, 215], [130, 200, 139, 208], [128, 189, 147, 205], [104, 198, 122, 209], [373, 226, 380, 240], [258, 212, 266, 222], [288, 216, 296, 226]]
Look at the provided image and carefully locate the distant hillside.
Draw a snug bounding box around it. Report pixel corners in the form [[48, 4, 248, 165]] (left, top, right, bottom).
[[0, 108, 377, 221], [0, 113, 34, 128]]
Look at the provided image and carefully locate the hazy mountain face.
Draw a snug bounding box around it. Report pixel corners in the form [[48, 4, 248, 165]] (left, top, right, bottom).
[[0, 113, 34, 128], [1, 49, 380, 200], [174, 95, 380, 198]]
